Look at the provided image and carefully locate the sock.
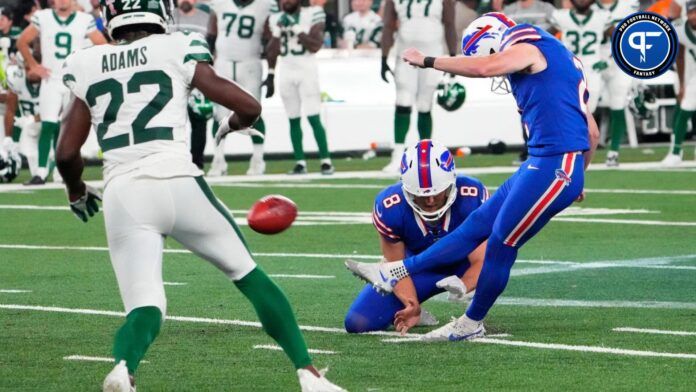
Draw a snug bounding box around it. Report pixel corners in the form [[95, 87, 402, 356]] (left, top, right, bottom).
[[113, 306, 162, 374], [465, 235, 518, 321], [417, 111, 432, 140], [321, 158, 332, 165], [394, 106, 411, 144], [289, 118, 304, 161], [12, 126, 21, 142], [38, 121, 59, 171], [296, 159, 307, 167], [307, 114, 330, 159], [211, 119, 220, 137], [252, 117, 266, 145], [252, 143, 264, 159], [672, 106, 694, 155], [235, 267, 312, 369], [609, 109, 627, 151]]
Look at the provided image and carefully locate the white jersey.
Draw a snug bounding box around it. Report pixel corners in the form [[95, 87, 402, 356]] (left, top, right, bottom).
[[6, 65, 40, 118], [394, 0, 444, 44], [30, 9, 97, 75], [550, 8, 611, 67], [270, 6, 325, 67], [62, 32, 211, 183], [210, 0, 278, 61], [342, 11, 383, 48], [592, 0, 638, 25], [678, 21, 696, 66]]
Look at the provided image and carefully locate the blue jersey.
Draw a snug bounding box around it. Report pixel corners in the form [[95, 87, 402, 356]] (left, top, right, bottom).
[[372, 175, 489, 257], [500, 24, 590, 157]]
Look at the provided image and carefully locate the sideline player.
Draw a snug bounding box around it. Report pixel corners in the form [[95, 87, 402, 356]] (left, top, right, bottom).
[[662, 0, 696, 166], [380, 0, 458, 173], [345, 139, 487, 333], [56, 1, 343, 390], [347, 13, 599, 340], [207, 0, 278, 176], [268, 0, 334, 175], [17, 0, 106, 184], [341, 0, 382, 49]]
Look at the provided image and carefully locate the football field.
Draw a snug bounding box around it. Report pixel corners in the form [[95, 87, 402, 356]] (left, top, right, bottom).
[[2, 148, 696, 391]]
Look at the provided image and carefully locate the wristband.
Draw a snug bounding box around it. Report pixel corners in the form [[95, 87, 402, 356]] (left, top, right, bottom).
[[268, 69, 275, 75], [423, 56, 435, 68]]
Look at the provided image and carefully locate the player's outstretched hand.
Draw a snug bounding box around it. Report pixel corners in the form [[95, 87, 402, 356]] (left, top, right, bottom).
[[394, 298, 421, 336], [402, 48, 425, 68], [68, 182, 102, 223], [215, 112, 265, 145], [575, 190, 585, 203], [262, 73, 275, 98], [28, 64, 50, 80], [380, 56, 394, 83]]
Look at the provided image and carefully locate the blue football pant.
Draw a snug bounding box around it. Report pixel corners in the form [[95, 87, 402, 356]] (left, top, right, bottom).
[[345, 262, 469, 333], [403, 152, 585, 321]]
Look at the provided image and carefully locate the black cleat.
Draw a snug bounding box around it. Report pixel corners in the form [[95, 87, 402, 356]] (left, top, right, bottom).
[[289, 163, 307, 175], [23, 176, 46, 186], [320, 163, 335, 175]]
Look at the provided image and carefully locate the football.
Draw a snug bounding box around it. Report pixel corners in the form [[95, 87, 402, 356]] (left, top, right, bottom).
[[246, 195, 298, 234]]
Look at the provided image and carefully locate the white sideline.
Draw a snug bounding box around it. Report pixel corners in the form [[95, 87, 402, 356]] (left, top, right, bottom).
[[253, 345, 338, 355], [380, 337, 696, 360], [269, 274, 335, 279], [0, 303, 420, 338], [0, 289, 31, 293], [613, 327, 696, 336]]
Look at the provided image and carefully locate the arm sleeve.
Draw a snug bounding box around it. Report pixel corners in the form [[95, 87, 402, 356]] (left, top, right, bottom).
[[86, 15, 98, 35], [62, 54, 86, 101], [30, 13, 41, 32], [311, 7, 326, 27]]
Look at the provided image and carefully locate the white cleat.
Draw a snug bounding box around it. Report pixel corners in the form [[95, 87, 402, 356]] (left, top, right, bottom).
[[246, 156, 266, 175], [381, 159, 401, 174], [207, 155, 228, 177], [297, 368, 346, 392], [605, 151, 619, 167], [661, 153, 683, 167], [436, 275, 474, 302], [421, 314, 485, 342], [344, 259, 397, 294], [52, 169, 63, 184], [416, 308, 439, 327], [102, 360, 135, 392]]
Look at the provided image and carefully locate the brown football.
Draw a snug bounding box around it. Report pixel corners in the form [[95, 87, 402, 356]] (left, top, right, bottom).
[[246, 195, 298, 234]]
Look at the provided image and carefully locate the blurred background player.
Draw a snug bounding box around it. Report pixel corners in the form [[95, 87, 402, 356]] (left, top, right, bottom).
[[171, 0, 214, 171], [17, 0, 106, 185], [345, 140, 488, 333], [593, 0, 639, 167], [207, 0, 278, 176], [549, 0, 611, 116], [269, 0, 334, 175], [662, 0, 696, 166], [0, 8, 21, 55], [503, 0, 555, 30], [340, 0, 382, 49], [380, 0, 458, 173]]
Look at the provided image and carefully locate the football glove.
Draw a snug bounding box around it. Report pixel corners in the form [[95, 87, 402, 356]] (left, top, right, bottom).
[[214, 112, 265, 145], [435, 275, 470, 302], [69, 184, 102, 223], [592, 61, 608, 72], [262, 73, 275, 98], [381, 56, 394, 83]]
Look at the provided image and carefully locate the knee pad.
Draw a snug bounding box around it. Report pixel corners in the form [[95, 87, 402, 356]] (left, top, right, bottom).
[[344, 311, 375, 334]]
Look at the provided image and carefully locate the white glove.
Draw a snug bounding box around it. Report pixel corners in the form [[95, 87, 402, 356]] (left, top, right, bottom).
[[214, 112, 264, 145], [435, 275, 472, 302], [1, 137, 16, 155], [68, 184, 102, 223]]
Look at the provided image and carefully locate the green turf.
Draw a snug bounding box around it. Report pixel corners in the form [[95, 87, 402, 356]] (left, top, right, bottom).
[[2, 159, 696, 391]]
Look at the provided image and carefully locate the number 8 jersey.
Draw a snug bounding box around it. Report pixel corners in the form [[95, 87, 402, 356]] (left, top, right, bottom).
[[30, 9, 97, 79], [62, 32, 212, 183]]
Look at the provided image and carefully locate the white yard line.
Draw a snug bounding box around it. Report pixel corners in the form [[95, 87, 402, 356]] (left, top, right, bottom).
[[64, 355, 148, 363], [613, 327, 696, 336], [0, 289, 31, 293], [268, 274, 335, 279], [0, 303, 420, 338], [496, 298, 696, 310], [382, 333, 511, 343], [554, 217, 696, 227], [163, 282, 188, 286], [253, 345, 338, 355]]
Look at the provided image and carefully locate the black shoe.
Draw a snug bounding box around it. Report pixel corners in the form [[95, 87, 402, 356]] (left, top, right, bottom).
[[289, 163, 307, 175], [23, 175, 46, 186], [320, 163, 334, 175]]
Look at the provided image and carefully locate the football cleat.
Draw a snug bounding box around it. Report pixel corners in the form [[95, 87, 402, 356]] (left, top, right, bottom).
[[344, 259, 409, 294], [102, 360, 135, 392], [436, 275, 473, 302], [246, 156, 266, 175], [23, 175, 46, 186], [207, 154, 228, 177], [416, 308, 439, 327], [297, 368, 346, 392], [52, 168, 63, 184], [661, 153, 683, 167], [421, 314, 485, 342], [320, 162, 335, 175], [289, 163, 307, 175], [605, 151, 619, 168]]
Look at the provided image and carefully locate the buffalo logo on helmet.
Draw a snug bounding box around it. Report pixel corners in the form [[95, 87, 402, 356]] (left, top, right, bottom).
[[439, 150, 454, 172], [400, 152, 409, 175]]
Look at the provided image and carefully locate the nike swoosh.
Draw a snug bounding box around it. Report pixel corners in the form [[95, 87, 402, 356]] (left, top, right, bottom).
[[528, 165, 539, 170], [448, 327, 483, 341], [379, 270, 389, 283]]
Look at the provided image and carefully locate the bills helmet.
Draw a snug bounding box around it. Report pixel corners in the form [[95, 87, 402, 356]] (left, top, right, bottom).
[[461, 13, 516, 57], [400, 140, 457, 222], [101, 0, 173, 38]]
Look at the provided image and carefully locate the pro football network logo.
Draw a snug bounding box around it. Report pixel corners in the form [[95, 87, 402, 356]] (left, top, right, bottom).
[[612, 12, 678, 79]]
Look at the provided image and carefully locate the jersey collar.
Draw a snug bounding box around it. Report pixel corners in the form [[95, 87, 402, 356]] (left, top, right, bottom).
[[412, 209, 452, 237], [595, 0, 618, 12], [570, 9, 593, 26], [52, 10, 76, 26]]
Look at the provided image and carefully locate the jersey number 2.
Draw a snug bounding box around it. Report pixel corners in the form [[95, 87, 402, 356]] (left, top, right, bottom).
[[86, 70, 174, 152]]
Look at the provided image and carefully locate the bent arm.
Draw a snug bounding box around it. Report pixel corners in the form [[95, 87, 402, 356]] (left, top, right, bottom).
[[462, 241, 486, 291], [430, 43, 543, 77], [17, 25, 40, 69], [88, 30, 107, 45], [381, 0, 396, 57], [298, 23, 325, 53], [4, 92, 17, 138], [56, 97, 92, 197], [380, 237, 419, 307], [584, 107, 600, 171]]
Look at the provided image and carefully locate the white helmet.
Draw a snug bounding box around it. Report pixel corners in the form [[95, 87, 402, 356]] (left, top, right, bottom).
[[460, 12, 516, 57], [101, 0, 174, 38], [400, 140, 457, 222]]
